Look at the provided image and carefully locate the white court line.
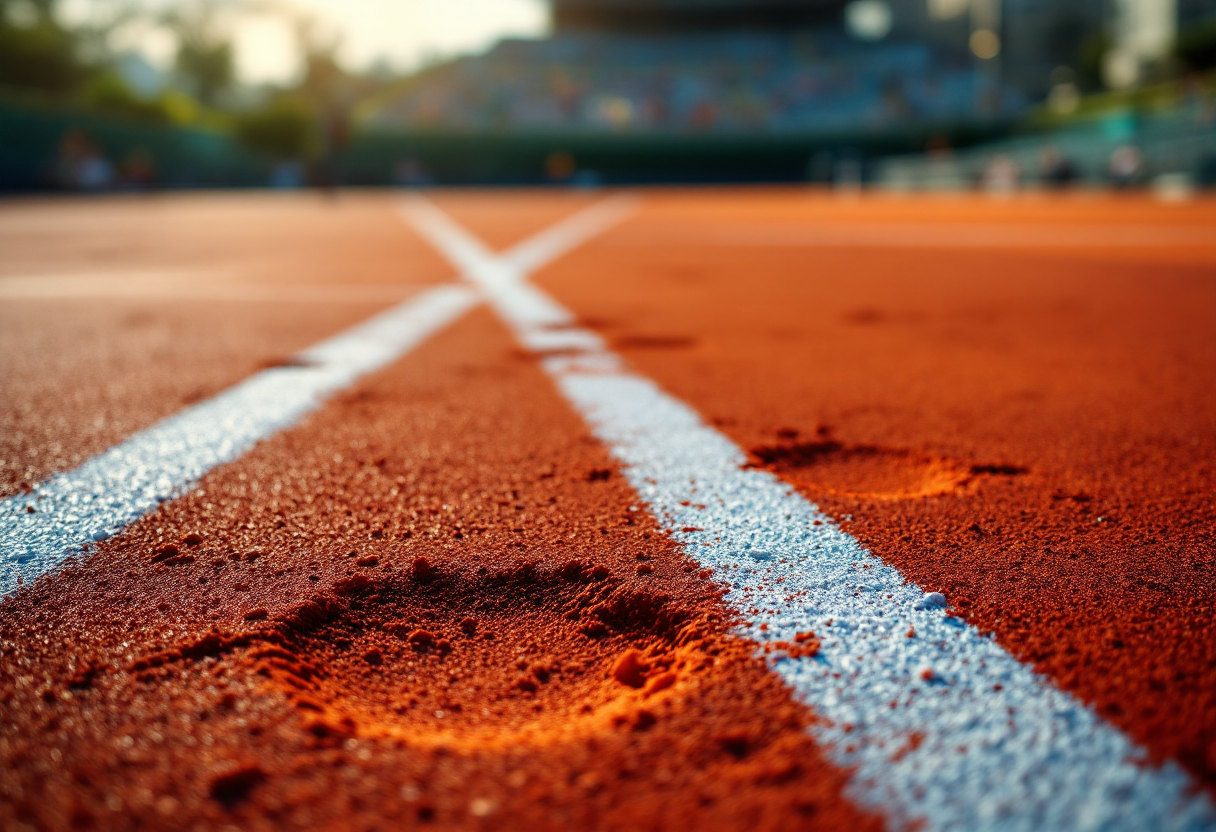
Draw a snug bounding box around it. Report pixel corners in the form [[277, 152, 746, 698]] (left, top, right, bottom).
[[0, 285, 480, 597], [402, 196, 1216, 832]]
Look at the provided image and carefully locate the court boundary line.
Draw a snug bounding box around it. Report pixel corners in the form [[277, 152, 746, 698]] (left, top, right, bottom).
[[0, 285, 480, 597], [402, 194, 1216, 832]]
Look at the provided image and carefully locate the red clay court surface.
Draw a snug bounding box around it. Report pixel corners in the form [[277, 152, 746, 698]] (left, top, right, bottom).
[[1, 189, 1214, 831]]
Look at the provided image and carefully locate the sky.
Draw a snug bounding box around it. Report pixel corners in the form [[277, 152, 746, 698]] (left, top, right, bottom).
[[265, 0, 549, 79], [66, 0, 551, 84]]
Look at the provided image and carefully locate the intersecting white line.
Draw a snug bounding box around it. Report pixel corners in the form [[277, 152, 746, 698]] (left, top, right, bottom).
[[402, 194, 1216, 832], [0, 285, 480, 597]]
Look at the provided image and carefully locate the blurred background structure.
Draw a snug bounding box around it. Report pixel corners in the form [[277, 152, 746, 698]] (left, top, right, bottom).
[[0, 0, 1213, 189]]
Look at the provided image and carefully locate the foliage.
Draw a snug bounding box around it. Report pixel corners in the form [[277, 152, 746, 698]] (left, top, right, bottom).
[[0, 2, 87, 93], [1076, 31, 1110, 93], [162, 0, 235, 106], [76, 70, 204, 126], [158, 89, 202, 126], [234, 95, 318, 160], [1027, 68, 1216, 128], [292, 13, 344, 103], [78, 70, 167, 121], [174, 38, 232, 106], [1176, 20, 1216, 72]]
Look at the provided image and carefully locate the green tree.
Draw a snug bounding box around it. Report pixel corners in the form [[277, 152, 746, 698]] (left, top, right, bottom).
[[292, 13, 345, 105], [76, 69, 200, 125], [1176, 19, 1216, 72], [234, 95, 317, 160], [163, 0, 234, 106], [0, 0, 86, 93], [175, 38, 232, 105], [1077, 30, 1111, 92]]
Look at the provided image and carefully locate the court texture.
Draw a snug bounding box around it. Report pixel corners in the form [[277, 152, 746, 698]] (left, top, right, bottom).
[[1, 189, 1215, 831]]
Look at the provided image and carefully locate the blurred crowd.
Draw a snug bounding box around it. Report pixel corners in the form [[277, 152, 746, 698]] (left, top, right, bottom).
[[978, 144, 1143, 192], [52, 129, 156, 190], [4, 0, 1213, 189], [369, 32, 1026, 133]]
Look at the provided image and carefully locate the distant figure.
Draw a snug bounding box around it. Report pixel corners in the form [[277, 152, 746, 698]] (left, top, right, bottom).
[[545, 151, 576, 182], [1039, 144, 1078, 190], [319, 105, 351, 194], [270, 161, 304, 189], [55, 129, 113, 191], [833, 156, 864, 194], [981, 154, 1020, 195], [926, 135, 953, 158], [394, 159, 431, 187], [1108, 145, 1143, 190], [1197, 152, 1216, 190], [120, 149, 157, 190], [78, 151, 113, 191]]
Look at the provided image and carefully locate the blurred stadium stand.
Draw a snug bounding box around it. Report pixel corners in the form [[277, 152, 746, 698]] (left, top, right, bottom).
[[364, 0, 1026, 135], [339, 0, 1049, 183], [877, 103, 1216, 191], [2, 0, 1213, 188], [364, 32, 1020, 134]]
